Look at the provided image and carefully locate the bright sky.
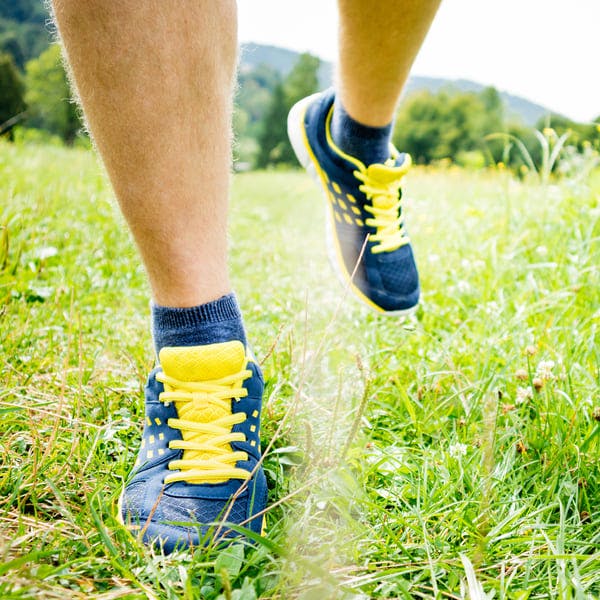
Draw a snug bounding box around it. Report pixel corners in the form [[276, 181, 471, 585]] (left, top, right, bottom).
[[238, 0, 599, 123]]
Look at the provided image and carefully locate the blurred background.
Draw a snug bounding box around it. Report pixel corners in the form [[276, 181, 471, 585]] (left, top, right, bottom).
[[1, 0, 599, 174]]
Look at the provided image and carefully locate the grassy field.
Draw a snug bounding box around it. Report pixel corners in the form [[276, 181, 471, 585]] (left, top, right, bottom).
[[1, 141, 599, 599]]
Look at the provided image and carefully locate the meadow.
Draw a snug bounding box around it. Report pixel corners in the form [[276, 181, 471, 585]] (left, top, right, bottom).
[[0, 141, 598, 599]]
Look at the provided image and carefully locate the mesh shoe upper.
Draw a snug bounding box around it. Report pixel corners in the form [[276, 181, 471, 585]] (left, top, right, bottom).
[[288, 88, 420, 313], [119, 341, 267, 553]]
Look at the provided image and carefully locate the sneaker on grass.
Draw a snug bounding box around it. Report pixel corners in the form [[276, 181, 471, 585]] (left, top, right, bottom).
[[118, 341, 267, 553]]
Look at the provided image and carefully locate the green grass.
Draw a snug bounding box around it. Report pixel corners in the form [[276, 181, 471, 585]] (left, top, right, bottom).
[[1, 141, 599, 599]]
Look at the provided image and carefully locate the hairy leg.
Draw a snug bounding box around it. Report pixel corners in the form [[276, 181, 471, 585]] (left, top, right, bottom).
[[337, 0, 441, 126], [51, 0, 237, 307]]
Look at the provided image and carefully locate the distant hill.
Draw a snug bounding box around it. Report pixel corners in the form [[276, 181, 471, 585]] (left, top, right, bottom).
[[240, 43, 556, 126], [0, 4, 559, 127], [240, 43, 333, 88]]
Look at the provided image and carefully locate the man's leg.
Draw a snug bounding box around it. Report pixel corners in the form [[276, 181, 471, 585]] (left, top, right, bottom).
[[52, 1, 267, 552], [288, 0, 441, 313], [52, 1, 234, 309], [336, 0, 441, 127], [332, 0, 441, 164]]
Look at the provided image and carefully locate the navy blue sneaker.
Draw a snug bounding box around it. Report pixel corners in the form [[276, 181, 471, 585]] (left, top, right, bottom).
[[288, 89, 420, 314], [118, 341, 267, 553]]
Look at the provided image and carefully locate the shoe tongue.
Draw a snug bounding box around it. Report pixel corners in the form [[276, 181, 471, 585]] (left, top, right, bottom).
[[159, 341, 246, 382], [366, 162, 407, 184]]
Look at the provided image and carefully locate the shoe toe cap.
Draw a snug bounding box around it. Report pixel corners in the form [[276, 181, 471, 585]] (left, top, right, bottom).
[[120, 477, 266, 553], [122, 496, 250, 553], [364, 245, 420, 312]]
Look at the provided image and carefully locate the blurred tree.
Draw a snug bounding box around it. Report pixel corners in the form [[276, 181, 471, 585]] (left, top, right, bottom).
[[480, 86, 504, 127], [234, 63, 280, 165], [236, 63, 279, 134], [256, 52, 320, 167], [283, 53, 320, 108], [0, 0, 51, 68], [393, 87, 505, 164], [24, 44, 82, 143], [256, 79, 288, 168], [0, 24, 50, 69], [0, 52, 26, 138], [0, 0, 47, 23], [0, 31, 25, 69]]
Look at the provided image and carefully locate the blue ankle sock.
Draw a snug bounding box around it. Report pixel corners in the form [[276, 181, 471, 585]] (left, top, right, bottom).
[[151, 292, 246, 356], [330, 98, 393, 166]]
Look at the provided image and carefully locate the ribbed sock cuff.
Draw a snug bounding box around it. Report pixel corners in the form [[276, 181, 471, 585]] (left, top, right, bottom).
[[152, 293, 242, 330], [151, 292, 246, 355]]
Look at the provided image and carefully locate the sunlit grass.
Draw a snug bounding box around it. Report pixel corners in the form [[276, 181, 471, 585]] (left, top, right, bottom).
[[1, 141, 599, 598]]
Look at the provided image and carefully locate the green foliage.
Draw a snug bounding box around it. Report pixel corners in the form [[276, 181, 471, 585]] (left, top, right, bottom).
[[393, 87, 504, 164], [255, 79, 289, 168], [24, 44, 82, 144], [484, 115, 600, 182], [0, 28, 26, 69], [536, 113, 600, 153], [11, 124, 65, 146], [256, 53, 320, 168], [237, 63, 280, 128], [0, 21, 50, 70], [0, 1, 51, 69], [0, 0, 47, 23], [283, 53, 320, 108], [0, 52, 25, 136], [487, 127, 572, 184], [233, 63, 280, 165], [392, 86, 600, 178]]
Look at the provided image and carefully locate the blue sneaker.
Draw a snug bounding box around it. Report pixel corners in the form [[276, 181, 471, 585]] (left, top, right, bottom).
[[118, 341, 267, 553], [288, 89, 420, 314]]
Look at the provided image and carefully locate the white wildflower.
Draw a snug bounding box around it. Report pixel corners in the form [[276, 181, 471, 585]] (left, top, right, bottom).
[[516, 386, 533, 405], [449, 442, 468, 458], [515, 369, 528, 381], [536, 360, 555, 381], [485, 301, 500, 317]]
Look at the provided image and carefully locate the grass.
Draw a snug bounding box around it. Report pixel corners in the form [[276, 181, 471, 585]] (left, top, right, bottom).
[[0, 140, 599, 599]]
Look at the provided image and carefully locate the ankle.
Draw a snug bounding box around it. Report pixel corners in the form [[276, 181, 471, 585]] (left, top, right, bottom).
[[330, 97, 393, 165], [151, 292, 246, 356]]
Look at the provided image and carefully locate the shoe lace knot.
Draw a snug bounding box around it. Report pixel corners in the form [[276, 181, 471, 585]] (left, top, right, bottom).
[[353, 157, 411, 254], [156, 366, 252, 485]]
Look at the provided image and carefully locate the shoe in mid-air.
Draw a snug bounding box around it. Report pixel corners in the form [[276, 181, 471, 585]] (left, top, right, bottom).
[[288, 89, 420, 314]]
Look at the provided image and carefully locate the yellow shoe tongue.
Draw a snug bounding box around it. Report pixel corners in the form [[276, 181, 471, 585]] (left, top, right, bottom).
[[366, 163, 408, 184], [159, 341, 246, 381]]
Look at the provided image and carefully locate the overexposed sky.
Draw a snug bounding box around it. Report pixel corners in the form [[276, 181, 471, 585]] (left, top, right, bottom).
[[238, 0, 599, 123]]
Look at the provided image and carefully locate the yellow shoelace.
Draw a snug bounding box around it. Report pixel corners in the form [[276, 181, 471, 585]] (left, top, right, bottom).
[[353, 161, 411, 254], [156, 367, 252, 484]]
